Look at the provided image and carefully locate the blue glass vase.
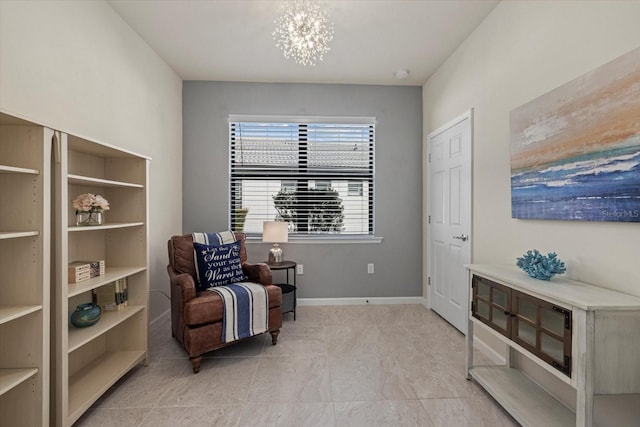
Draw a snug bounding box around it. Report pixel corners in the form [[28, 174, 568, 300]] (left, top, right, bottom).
[[70, 303, 102, 328]]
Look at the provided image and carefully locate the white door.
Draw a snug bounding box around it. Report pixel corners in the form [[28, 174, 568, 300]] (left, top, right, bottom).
[[427, 110, 472, 334]]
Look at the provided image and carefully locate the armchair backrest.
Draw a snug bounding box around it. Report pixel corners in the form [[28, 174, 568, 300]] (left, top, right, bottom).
[[167, 232, 248, 278]]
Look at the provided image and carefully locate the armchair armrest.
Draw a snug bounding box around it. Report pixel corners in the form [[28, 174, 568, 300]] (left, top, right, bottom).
[[167, 265, 198, 344], [243, 262, 273, 286], [167, 266, 197, 303]]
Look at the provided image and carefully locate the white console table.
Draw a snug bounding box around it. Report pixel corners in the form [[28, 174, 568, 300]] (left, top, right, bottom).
[[465, 264, 640, 427]]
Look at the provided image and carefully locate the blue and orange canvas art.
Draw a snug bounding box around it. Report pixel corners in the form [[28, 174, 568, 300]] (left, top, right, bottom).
[[510, 47, 640, 222]]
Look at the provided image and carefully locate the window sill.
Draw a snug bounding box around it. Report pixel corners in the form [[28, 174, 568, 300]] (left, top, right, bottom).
[[246, 235, 383, 244]]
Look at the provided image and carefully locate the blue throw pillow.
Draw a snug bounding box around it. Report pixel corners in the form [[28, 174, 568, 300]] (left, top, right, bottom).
[[193, 240, 247, 290]]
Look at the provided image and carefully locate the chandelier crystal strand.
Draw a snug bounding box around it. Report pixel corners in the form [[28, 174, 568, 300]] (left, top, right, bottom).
[[273, 0, 334, 66]]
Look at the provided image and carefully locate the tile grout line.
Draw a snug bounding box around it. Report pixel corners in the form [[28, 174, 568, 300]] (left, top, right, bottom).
[[234, 339, 267, 427]]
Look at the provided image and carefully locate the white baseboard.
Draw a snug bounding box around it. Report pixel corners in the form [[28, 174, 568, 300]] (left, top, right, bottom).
[[297, 296, 426, 306], [473, 336, 506, 365]]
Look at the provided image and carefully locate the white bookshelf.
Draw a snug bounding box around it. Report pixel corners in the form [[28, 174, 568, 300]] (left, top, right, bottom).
[[0, 112, 51, 427], [53, 131, 150, 426]]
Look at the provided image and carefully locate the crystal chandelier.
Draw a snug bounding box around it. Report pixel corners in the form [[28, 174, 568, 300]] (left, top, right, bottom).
[[273, 0, 334, 66]]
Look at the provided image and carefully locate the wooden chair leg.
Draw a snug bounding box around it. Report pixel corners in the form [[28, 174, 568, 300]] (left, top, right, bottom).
[[190, 356, 202, 374], [270, 329, 280, 345]]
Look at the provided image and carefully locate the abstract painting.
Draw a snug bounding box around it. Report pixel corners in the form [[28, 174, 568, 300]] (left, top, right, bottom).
[[510, 47, 640, 222]]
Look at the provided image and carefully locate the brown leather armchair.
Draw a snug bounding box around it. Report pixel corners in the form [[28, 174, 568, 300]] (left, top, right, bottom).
[[167, 233, 282, 373]]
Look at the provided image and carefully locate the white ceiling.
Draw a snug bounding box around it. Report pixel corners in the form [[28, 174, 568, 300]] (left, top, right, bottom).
[[108, 0, 499, 86]]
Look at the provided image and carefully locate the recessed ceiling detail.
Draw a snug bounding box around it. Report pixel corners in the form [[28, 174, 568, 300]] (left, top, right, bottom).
[[394, 69, 410, 80]]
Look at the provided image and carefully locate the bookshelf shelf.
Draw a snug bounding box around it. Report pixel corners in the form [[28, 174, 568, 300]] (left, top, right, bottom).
[[68, 173, 144, 189], [0, 164, 39, 175], [0, 230, 39, 240], [54, 131, 149, 426], [67, 350, 145, 425], [0, 304, 42, 325], [0, 113, 50, 426], [68, 222, 144, 232], [68, 305, 144, 352], [67, 267, 146, 298], [0, 368, 39, 396]]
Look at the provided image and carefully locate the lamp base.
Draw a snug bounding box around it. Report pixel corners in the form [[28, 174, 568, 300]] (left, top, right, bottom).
[[268, 244, 284, 264]]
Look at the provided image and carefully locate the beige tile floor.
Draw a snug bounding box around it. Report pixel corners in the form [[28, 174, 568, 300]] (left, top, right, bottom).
[[75, 304, 518, 427]]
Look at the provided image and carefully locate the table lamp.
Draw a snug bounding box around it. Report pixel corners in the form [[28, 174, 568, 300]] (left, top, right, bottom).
[[263, 221, 289, 264]]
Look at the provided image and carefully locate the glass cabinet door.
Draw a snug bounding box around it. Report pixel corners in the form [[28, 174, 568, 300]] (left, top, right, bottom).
[[471, 275, 572, 377], [471, 275, 512, 337], [512, 290, 572, 377]]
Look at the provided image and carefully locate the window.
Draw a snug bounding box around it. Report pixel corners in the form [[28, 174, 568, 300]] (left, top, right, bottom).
[[229, 116, 375, 237], [348, 181, 363, 197], [281, 180, 296, 192], [313, 180, 331, 190]]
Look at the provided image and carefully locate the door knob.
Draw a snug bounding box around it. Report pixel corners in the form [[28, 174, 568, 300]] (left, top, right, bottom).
[[453, 234, 468, 242]]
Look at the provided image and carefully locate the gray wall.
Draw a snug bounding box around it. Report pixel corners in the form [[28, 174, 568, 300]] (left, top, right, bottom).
[[183, 82, 422, 298]]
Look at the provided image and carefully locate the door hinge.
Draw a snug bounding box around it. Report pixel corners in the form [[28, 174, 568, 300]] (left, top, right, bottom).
[[428, 215, 431, 224], [428, 153, 431, 163], [552, 356, 572, 377], [428, 276, 431, 286], [553, 305, 572, 330]]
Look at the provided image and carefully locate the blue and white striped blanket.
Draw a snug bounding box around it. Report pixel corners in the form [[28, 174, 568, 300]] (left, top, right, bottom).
[[210, 282, 269, 343]]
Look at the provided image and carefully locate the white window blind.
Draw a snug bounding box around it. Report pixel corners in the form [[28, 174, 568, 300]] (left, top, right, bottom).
[[229, 117, 375, 236]]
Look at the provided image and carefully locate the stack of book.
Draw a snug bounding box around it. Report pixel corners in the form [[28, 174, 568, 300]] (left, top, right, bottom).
[[68, 260, 105, 283], [92, 277, 128, 311]]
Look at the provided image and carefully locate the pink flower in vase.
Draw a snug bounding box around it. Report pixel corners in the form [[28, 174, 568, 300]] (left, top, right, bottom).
[[72, 193, 110, 213], [72, 193, 110, 226], [73, 193, 95, 212], [93, 194, 110, 211]]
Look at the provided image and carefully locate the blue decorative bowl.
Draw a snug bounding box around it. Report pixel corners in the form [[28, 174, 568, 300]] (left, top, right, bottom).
[[516, 249, 566, 281], [70, 303, 102, 328]]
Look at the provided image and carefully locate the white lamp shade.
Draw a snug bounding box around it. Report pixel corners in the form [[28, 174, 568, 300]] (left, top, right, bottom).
[[262, 221, 289, 243]]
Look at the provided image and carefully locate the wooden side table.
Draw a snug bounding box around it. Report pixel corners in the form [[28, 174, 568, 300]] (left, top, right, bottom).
[[265, 260, 297, 320]]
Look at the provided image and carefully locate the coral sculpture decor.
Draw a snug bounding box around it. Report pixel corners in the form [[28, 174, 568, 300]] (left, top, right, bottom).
[[516, 249, 566, 280]]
